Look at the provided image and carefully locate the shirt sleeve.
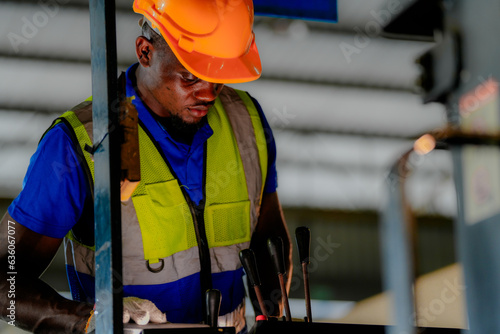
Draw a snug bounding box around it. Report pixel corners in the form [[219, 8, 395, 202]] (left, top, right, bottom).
[[8, 122, 90, 238], [249, 96, 278, 194]]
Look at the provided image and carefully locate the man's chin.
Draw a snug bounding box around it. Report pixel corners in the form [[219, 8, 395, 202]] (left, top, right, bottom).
[[173, 114, 207, 132], [183, 116, 204, 126]]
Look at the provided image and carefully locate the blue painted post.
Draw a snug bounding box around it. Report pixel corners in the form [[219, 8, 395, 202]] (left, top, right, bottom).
[[380, 150, 416, 334], [88, 0, 123, 332], [443, 0, 500, 332]]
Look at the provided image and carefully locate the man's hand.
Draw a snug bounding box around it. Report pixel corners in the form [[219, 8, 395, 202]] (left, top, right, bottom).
[[123, 297, 167, 325]]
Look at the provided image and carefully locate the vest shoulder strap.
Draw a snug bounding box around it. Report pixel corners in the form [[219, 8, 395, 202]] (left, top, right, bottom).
[[218, 87, 268, 204]]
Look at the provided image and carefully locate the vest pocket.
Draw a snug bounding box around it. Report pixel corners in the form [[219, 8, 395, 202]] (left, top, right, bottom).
[[205, 200, 251, 248], [132, 180, 195, 264]]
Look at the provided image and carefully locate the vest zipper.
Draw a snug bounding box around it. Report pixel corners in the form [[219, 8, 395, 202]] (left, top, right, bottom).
[[177, 141, 212, 320], [199, 140, 212, 289], [180, 187, 212, 317]]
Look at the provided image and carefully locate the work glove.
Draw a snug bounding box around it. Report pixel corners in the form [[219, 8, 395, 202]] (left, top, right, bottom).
[[123, 296, 167, 325], [85, 297, 167, 332]]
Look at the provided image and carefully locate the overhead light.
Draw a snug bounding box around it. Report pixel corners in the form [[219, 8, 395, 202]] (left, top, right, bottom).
[[414, 133, 436, 155]]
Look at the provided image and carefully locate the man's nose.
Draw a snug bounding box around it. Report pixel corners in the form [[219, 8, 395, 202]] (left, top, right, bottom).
[[194, 80, 224, 102]]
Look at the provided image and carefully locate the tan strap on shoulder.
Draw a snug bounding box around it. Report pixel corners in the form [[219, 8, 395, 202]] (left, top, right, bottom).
[[218, 87, 263, 206]]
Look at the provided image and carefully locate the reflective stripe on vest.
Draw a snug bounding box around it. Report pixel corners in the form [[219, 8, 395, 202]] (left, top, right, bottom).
[[57, 87, 266, 322]]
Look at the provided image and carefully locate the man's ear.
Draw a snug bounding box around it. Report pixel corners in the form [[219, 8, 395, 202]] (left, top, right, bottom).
[[135, 36, 154, 67]]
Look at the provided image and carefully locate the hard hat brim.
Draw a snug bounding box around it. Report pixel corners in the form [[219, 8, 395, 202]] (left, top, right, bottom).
[[162, 28, 262, 84]]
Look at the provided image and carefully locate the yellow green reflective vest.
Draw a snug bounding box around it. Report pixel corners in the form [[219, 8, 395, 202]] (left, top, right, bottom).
[[57, 85, 268, 329]]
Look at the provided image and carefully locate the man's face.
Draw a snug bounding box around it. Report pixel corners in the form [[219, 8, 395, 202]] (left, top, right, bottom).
[[145, 46, 224, 125]]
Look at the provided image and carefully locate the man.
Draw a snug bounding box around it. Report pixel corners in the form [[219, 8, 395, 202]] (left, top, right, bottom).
[[0, 0, 291, 333]]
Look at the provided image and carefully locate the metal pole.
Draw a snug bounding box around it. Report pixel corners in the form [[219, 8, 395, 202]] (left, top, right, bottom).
[[380, 150, 416, 334], [441, 0, 500, 332], [88, 0, 122, 332]]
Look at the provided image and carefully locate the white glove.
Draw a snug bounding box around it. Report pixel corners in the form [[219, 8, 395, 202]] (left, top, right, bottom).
[[123, 297, 167, 325]]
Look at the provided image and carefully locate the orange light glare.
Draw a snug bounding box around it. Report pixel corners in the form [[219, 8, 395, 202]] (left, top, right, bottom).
[[414, 134, 436, 155]]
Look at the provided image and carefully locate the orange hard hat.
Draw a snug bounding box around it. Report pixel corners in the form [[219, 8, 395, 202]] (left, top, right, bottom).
[[133, 0, 262, 84]]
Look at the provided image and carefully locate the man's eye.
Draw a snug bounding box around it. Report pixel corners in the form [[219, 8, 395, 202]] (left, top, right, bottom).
[[182, 74, 198, 83]]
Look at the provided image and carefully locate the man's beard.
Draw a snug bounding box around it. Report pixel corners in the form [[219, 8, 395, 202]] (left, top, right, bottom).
[[158, 113, 206, 145]]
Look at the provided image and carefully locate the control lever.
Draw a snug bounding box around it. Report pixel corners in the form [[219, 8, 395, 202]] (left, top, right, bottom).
[[239, 249, 269, 319], [267, 237, 292, 322], [205, 289, 221, 327], [296, 226, 312, 323]]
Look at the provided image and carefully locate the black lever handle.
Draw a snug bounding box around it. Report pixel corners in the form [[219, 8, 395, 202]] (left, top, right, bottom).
[[205, 289, 221, 327], [239, 249, 269, 318], [267, 237, 286, 275], [239, 249, 261, 287], [296, 226, 313, 322], [295, 226, 311, 264]]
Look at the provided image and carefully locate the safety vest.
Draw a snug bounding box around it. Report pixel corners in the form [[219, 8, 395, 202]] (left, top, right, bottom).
[[52, 86, 268, 331]]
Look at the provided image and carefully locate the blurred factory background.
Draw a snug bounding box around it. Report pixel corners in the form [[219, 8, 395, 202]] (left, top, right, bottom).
[[0, 0, 458, 332]]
